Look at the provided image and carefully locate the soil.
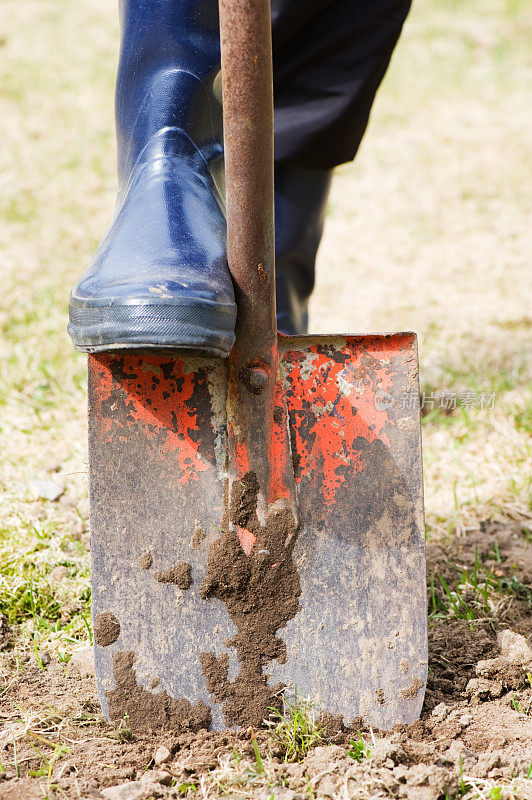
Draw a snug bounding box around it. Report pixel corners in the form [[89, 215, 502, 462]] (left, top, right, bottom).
[[93, 613, 121, 647], [154, 563, 192, 590], [105, 651, 212, 733], [199, 471, 301, 727], [190, 523, 206, 550], [138, 552, 153, 570], [1, 520, 531, 799]]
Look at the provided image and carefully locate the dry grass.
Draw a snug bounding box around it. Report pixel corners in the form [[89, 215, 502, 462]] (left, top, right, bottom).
[[459, 774, 532, 800]]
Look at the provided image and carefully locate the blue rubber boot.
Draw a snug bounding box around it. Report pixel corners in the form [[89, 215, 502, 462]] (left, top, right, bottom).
[[68, 0, 235, 357], [274, 166, 332, 335]]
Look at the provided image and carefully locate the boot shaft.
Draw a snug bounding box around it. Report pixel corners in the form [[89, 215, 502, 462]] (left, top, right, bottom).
[[115, 0, 223, 186]]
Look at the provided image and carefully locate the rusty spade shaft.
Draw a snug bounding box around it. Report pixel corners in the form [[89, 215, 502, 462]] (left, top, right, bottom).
[[219, 0, 298, 523]]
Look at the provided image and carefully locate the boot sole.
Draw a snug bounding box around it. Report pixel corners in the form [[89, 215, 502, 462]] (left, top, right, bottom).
[[68, 299, 236, 358]]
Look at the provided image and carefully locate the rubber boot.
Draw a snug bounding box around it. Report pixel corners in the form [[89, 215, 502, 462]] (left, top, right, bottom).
[[274, 166, 332, 335], [68, 0, 236, 357]]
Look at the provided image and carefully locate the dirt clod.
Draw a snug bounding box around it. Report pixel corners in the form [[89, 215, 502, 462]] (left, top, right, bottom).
[[93, 612, 121, 647], [399, 676, 425, 699], [476, 629, 532, 678], [138, 552, 152, 569], [190, 521, 206, 549], [154, 562, 192, 589], [67, 645, 95, 677], [106, 651, 211, 732], [0, 612, 12, 651]]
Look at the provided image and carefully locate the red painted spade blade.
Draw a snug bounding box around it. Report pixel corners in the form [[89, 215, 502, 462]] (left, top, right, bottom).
[[87, 331, 425, 732]]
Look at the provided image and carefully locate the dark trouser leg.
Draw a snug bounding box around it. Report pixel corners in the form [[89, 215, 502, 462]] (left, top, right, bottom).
[[272, 0, 412, 169], [275, 166, 332, 335], [272, 0, 410, 334]]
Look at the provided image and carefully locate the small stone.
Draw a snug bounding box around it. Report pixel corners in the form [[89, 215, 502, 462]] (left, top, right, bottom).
[[30, 479, 64, 501], [100, 782, 144, 800], [67, 646, 95, 677], [157, 771, 173, 787], [154, 745, 171, 766], [40, 651, 52, 667], [49, 566, 69, 583]]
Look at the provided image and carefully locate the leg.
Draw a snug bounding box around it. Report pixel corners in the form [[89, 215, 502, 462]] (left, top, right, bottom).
[[272, 0, 411, 333], [68, 0, 236, 357], [275, 166, 332, 335]]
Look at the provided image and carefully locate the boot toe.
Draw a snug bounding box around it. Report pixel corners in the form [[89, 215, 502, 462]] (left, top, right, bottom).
[[68, 132, 236, 357], [69, 267, 236, 357]]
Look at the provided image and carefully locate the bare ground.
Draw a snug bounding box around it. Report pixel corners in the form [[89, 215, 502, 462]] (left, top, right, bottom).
[[1, 521, 532, 799]]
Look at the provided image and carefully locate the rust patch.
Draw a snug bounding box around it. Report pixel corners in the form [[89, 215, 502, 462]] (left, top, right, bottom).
[[106, 651, 211, 732], [199, 472, 300, 727], [138, 552, 153, 570], [94, 613, 121, 647], [399, 676, 424, 699], [273, 407, 284, 424], [155, 563, 192, 590], [257, 262, 267, 284]]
